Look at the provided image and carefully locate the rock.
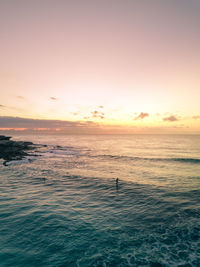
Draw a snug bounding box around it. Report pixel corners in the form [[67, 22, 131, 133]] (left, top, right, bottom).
[[0, 135, 37, 165], [0, 140, 14, 146], [0, 135, 11, 141]]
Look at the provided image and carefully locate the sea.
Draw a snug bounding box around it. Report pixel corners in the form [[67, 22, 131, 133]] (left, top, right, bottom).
[[0, 134, 200, 267]]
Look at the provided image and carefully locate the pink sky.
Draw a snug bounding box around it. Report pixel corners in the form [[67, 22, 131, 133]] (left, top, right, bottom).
[[0, 0, 200, 133]]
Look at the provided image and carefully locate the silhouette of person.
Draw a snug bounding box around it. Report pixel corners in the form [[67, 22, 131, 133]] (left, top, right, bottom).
[[116, 178, 119, 190]]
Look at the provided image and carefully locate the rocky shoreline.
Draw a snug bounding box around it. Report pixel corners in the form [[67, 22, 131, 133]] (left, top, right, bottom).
[[0, 135, 39, 166]]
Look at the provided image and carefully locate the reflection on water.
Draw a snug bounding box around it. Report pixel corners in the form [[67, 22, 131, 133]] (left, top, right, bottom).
[[0, 134, 200, 266]]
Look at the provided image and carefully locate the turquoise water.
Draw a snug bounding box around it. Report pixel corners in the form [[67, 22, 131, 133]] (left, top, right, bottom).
[[0, 134, 200, 266]]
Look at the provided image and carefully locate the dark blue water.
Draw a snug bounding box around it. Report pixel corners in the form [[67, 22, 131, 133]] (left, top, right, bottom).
[[0, 135, 200, 266]]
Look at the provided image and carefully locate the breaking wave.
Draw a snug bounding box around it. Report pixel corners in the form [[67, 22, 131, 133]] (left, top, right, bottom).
[[96, 154, 200, 164]]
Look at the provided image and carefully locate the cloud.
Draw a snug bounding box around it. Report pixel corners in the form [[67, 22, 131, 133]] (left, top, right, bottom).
[[71, 112, 79, 116], [0, 116, 101, 134], [17, 96, 25, 99], [163, 115, 179, 122], [0, 116, 197, 135], [0, 105, 25, 112], [91, 110, 105, 119], [134, 112, 149, 120], [92, 110, 98, 115], [192, 115, 200, 119], [0, 116, 81, 128], [50, 97, 57, 100], [98, 105, 104, 109]]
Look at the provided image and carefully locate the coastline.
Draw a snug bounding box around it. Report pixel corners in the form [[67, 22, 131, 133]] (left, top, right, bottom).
[[0, 135, 39, 166]]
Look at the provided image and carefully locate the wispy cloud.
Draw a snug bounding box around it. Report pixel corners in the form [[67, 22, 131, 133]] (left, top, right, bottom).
[[0, 105, 25, 112], [71, 108, 105, 120], [192, 115, 200, 119], [163, 115, 179, 122], [134, 112, 149, 120], [98, 105, 104, 109], [50, 97, 57, 101], [72, 112, 79, 116], [91, 110, 104, 119], [16, 96, 25, 99], [91, 110, 98, 116]]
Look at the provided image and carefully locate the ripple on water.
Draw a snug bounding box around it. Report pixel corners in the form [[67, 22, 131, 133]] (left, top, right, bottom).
[[0, 173, 199, 266], [0, 134, 200, 266]]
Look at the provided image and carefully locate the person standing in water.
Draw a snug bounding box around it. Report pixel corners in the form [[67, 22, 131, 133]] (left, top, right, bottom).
[[116, 178, 119, 190]]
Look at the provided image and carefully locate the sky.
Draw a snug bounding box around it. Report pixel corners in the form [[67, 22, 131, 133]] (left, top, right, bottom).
[[0, 0, 200, 134]]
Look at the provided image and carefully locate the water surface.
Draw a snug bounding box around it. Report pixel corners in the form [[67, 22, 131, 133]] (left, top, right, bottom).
[[0, 134, 200, 266]]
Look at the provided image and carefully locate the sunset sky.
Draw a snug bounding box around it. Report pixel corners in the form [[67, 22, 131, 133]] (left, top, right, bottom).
[[0, 0, 200, 134]]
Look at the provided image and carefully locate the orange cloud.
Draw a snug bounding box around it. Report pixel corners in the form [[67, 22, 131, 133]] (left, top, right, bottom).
[[163, 115, 179, 122], [0, 128, 27, 131], [134, 112, 149, 120], [91, 110, 105, 119], [192, 115, 200, 119]]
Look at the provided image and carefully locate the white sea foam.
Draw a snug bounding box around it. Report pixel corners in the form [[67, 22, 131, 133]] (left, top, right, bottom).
[[4, 157, 36, 166]]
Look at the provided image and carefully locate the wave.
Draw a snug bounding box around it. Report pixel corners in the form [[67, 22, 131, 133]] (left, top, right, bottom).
[[37, 145, 81, 157], [3, 156, 36, 166], [172, 158, 200, 163], [95, 155, 200, 164]]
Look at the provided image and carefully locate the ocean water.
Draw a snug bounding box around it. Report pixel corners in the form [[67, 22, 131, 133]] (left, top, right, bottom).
[[0, 134, 200, 267]]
